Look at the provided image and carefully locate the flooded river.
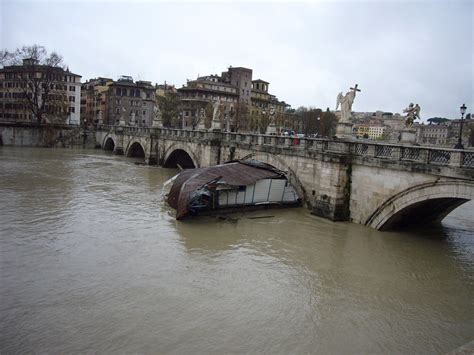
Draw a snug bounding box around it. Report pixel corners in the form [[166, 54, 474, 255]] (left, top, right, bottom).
[[0, 147, 473, 354]]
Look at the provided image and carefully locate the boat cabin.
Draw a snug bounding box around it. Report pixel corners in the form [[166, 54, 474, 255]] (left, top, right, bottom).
[[164, 160, 300, 219]]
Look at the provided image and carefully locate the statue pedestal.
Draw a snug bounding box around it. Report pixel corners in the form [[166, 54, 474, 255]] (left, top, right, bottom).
[[211, 118, 221, 131], [336, 122, 353, 139], [265, 122, 277, 135], [197, 121, 206, 130], [399, 128, 416, 144], [152, 118, 163, 128]]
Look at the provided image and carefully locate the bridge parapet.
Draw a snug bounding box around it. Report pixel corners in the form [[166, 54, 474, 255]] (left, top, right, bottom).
[[217, 133, 473, 170], [96, 126, 473, 170], [98, 124, 151, 137], [348, 141, 474, 169]]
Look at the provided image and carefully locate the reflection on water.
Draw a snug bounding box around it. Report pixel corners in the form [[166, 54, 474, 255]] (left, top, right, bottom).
[[0, 146, 473, 354]]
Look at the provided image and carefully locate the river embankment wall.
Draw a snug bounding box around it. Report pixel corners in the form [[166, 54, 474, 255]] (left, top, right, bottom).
[[0, 122, 96, 148]]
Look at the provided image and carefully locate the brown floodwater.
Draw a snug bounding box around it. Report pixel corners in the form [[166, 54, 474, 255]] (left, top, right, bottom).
[[0, 146, 473, 354]]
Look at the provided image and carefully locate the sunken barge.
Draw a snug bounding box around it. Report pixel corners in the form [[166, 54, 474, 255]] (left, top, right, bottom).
[[164, 160, 301, 220]]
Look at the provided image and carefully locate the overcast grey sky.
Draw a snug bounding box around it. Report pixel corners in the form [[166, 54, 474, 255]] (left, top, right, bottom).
[[1, 0, 473, 119]]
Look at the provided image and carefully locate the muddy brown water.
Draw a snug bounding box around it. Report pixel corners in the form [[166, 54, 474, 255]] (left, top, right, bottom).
[[0, 147, 473, 354]]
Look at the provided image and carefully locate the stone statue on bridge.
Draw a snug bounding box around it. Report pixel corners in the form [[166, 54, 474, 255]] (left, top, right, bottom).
[[403, 103, 421, 127], [152, 104, 163, 128], [212, 100, 221, 121], [118, 107, 127, 126], [336, 84, 361, 123], [197, 107, 206, 130], [96, 110, 103, 125], [266, 105, 277, 135], [211, 100, 221, 130]]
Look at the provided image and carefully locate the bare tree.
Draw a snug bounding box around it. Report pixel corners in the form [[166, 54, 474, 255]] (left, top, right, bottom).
[[1, 45, 69, 125], [0, 50, 14, 67], [320, 108, 337, 137], [258, 110, 272, 134], [204, 102, 213, 128], [157, 91, 181, 127], [299, 108, 322, 135], [232, 102, 250, 132]]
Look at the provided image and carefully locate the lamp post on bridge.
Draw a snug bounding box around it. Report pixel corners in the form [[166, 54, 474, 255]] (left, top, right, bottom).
[[454, 104, 467, 149]]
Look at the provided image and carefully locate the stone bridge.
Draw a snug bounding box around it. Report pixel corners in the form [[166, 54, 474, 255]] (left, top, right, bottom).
[[96, 125, 474, 230]]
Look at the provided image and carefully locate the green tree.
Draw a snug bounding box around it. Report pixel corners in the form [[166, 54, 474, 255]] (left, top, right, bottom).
[[427, 117, 450, 125]]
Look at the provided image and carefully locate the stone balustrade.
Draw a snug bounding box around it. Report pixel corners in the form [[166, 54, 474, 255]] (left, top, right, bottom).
[[97, 125, 474, 169]]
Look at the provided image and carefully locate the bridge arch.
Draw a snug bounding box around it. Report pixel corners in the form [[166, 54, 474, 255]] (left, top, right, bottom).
[[365, 180, 474, 231], [103, 136, 115, 151], [240, 151, 307, 202], [126, 141, 146, 159], [163, 145, 198, 169]]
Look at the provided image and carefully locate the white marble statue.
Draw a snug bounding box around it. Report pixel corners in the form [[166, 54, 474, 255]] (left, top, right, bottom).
[[266, 105, 277, 135], [211, 100, 221, 130], [336, 84, 361, 123], [212, 100, 220, 121], [97, 110, 103, 125], [119, 107, 127, 126], [197, 107, 206, 130], [269, 105, 275, 118], [130, 111, 136, 126]]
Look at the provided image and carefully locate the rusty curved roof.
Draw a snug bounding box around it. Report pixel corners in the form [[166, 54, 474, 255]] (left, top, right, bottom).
[[167, 161, 285, 219]]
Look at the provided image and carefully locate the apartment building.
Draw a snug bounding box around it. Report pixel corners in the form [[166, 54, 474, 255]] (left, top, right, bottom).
[[80, 77, 113, 125], [107, 76, 156, 127], [178, 66, 288, 131], [0, 58, 81, 124]]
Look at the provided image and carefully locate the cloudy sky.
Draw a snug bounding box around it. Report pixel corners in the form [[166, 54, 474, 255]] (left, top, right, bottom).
[[1, 0, 472, 119]]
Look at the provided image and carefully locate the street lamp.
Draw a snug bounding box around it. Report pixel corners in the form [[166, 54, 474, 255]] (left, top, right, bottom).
[[454, 104, 467, 149], [316, 116, 321, 138]]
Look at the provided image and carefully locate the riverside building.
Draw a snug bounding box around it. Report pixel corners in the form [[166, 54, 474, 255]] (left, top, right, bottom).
[[0, 58, 81, 125], [80, 77, 113, 125], [178, 66, 288, 131]]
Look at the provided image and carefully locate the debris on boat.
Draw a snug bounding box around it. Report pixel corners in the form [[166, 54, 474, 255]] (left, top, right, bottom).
[[164, 160, 301, 220]]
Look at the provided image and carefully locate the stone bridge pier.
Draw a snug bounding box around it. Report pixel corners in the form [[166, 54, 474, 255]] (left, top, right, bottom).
[[96, 125, 474, 230], [96, 126, 159, 164]]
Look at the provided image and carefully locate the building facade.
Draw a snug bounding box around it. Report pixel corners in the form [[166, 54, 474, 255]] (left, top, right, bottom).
[[156, 82, 177, 98], [0, 58, 81, 125], [368, 125, 387, 140], [80, 77, 113, 125], [178, 66, 289, 132], [106, 76, 156, 127], [417, 124, 449, 145]]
